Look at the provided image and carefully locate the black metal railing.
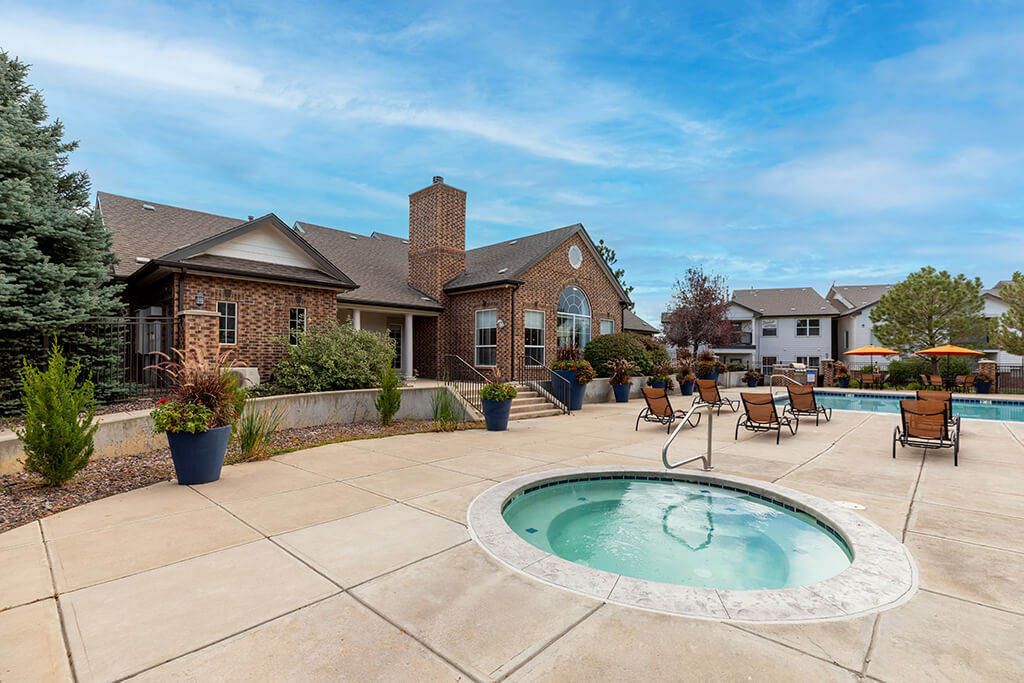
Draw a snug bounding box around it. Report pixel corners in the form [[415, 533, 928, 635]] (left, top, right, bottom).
[[515, 355, 572, 415], [442, 354, 491, 412], [729, 332, 753, 346], [996, 364, 1024, 392]]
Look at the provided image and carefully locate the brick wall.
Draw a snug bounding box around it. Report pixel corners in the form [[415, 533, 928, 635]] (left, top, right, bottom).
[[176, 310, 220, 369], [444, 287, 514, 380], [408, 178, 466, 301], [179, 273, 338, 379]]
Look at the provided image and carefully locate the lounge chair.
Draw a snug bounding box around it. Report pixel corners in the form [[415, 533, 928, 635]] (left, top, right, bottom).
[[915, 390, 961, 434], [735, 392, 798, 444], [692, 379, 739, 415], [894, 399, 959, 466], [919, 374, 943, 390], [636, 387, 701, 433], [786, 385, 832, 425]]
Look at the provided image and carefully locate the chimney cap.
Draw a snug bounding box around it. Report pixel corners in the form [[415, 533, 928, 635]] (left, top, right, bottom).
[[248, 215, 254, 221], [432, 176, 444, 184]]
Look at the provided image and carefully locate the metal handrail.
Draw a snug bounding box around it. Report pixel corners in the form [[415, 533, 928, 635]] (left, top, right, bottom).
[[443, 354, 490, 412], [662, 403, 715, 471], [769, 373, 803, 386], [515, 356, 572, 415]]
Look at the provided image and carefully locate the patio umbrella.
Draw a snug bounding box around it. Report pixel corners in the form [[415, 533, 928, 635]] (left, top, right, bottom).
[[915, 344, 984, 378], [844, 344, 899, 371]]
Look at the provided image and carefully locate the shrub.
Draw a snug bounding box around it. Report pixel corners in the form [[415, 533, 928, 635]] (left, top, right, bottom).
[[480, 382, 518, 401], [16, 340, 98, 486], [374, 365, 402, 425], [583, 333, 648, 376], [884, 358, 930, 387], [234, 400, 284, 461], [606, 358, 640, 385], [271, 321, 395, 394], [905, 382, 924, 391], [727, 361, 746, 372], [633, 334, 671, 374], [431, 381, 460, 431]]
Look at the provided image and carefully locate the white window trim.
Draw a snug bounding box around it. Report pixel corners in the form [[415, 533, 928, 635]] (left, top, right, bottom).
[[761, 319, 777, 337], [289, 307, 307, 346], [475, 308, 497, 367], [796, 318, 821, 337], [524, 309, 546, 366], [600, 318, 615, 335], [217, 301, 237, 346]]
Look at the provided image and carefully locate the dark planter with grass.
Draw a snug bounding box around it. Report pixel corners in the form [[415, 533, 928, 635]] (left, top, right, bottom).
[[166, 425, 231, 485], [612, 382, 631, 402], [837, 376, 851, 388], [746, 377, 758, 388], [680, 380, 694, 396], [649, 381, 666, 389], [975, 379, 992, 394], [481, 398, 513, 431], [552, 370, 586, 411]]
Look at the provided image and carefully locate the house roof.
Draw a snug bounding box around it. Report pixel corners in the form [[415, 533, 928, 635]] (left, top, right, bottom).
[[984, 280, 1014, 300], [443, 225, 580, 292], [295, 222, 443, 311], [827, 284, 894, 314], [732, 288, 839, 317], [623, 308, 658, 334], [99, 193, 355, 289]]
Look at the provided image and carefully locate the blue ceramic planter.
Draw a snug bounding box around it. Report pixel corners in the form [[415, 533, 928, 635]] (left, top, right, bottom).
[[481, 398, 513, 431], [166, 424, 231, 485], [975, 380, 992, 394], [552, 369, 585, 411], [612, 382, 631, 402], [649, 381, 666, 389], [746, 378, 759, 388], [681, 380, 694, 396], [837, 377, 850, 388]]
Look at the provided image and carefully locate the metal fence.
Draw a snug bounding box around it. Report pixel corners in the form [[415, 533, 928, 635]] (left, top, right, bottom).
[[996, 364, 1024, 392], [61, 316, 176, 399]]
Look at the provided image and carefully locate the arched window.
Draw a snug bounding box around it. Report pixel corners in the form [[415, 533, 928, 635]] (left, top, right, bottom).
[[557, 286, 591, 349]]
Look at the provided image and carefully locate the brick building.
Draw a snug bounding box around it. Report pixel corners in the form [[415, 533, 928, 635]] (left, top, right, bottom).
[[102, 177, 653, 382]]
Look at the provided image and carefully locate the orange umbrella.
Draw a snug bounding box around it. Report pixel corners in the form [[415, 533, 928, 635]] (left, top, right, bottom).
[[915, 344, 984, 377], [844, 344, 899, 370]]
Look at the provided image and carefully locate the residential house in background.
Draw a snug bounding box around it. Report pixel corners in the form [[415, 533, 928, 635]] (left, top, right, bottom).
[[826, 284, 894, 367], [713, 288, 838, 376], [982, 281, 1024, 365], [100, 177, 652, 384]]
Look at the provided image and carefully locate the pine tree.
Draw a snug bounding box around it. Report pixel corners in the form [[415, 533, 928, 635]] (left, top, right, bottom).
[[596, 239, 634, 306], [993, 272, 1024, 357], [0, 52, 123, 414]]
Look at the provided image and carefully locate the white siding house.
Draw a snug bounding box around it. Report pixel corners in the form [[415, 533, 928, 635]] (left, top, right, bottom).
[[827, 284, 895, 368], [982, 282, 1024, 365]]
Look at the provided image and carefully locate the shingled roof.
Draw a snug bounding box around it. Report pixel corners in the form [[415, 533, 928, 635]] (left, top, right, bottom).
[[623, 308, 658, 334], [296, 222, 443, 311], [827, 284, 894, 314], [444, 224, 581, 292], [732, 288, 839, 317]]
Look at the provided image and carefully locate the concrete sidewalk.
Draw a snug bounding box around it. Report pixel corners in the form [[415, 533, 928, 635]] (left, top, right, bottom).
[[2, 393, 1023, 681]]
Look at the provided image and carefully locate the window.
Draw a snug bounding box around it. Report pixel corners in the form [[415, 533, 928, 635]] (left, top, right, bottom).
[[761, 356, 777, 377], [761, 319, 777, 337], [475, 309, 497, 366], [388, 324, 402, 369], [600, 318, 614, 335], [217, 302, 237, 345], [556, 286, 591, 349], [796, 356, 820, 367], [844, 330, 850, 350], [289, 307, 306, 345], [524, 310, 545, 366], [796, 319, 820, 337]]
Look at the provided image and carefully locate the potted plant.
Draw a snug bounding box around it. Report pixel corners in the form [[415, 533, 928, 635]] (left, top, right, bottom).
[[606, 358, 639, 402], [647, 363, 672, 389], [713, 360, 727, 380], [743, 369, 763, 388], [148, 349, 246, 485], [551, 346, 592, 411], [694, 359, 715, 381], [975, 374, 994, 394], [834, 361, 851, 388], [675, 362, 695, 396], [479, 381, 517, 431]]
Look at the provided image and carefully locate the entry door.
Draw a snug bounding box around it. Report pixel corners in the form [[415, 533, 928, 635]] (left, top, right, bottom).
[[388, 324, 402, 369]]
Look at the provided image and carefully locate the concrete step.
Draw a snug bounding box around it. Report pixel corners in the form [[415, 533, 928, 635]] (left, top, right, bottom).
[[509, 408, 565, 421], [512, 390, 540, 399], [510, 402, 551, 414], [511, 397, 546, 407]]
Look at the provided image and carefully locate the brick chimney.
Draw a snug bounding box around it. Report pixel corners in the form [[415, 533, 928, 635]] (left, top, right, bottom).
[[408, 176, 466, 299]]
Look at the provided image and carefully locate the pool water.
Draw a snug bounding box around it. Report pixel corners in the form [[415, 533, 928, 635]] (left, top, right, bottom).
[[502, 478, 852, 590], [774, 391, 1024, 422]]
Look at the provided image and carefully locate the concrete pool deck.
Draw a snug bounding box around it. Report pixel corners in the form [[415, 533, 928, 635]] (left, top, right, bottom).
[[2, 390, 1023, 681]]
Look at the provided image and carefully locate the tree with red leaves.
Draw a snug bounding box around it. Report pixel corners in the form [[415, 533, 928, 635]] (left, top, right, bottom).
[[664, 267, 733, 357]]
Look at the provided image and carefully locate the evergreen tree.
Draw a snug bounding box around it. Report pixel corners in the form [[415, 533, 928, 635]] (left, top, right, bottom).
[[596, 238, 634, 307], [868, 267, 986, 371], [0, 52, 123, 414], [993, 272, 1024, 357]]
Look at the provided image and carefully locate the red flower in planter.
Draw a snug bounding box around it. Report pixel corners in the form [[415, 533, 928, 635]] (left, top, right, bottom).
[[156, 398, 168, 405]]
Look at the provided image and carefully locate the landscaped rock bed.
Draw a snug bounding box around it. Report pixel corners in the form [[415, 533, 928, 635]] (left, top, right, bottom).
[[0, 419, 478, 533]]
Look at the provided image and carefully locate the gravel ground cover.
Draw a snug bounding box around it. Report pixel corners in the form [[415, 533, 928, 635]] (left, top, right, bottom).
[[1, 397, 158, 434], [0, 419, 479, 533]]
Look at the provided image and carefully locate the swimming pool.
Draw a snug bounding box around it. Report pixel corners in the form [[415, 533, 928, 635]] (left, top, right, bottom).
[[502, 476, 851, 590], [774, 391, 1024, 422]]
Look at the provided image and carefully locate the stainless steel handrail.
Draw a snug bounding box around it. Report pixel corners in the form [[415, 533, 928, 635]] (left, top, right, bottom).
[[662, 403, 715, 471]]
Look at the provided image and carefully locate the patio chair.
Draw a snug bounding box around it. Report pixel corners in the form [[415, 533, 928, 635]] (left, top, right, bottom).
[[919, 374, 943, 390], [735, 392, 798, 444], [636, 387, 701, 433], [957, 375, 976, 393], [915, 390, 961, 435], [894, 399, 959, 466], [692, 379, 739, 415], [860, 371, 879, 389], [786, 385, 832, 426]]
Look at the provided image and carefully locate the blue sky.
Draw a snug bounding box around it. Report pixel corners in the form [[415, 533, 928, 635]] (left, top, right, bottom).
[[3, 1, 1023, 326]]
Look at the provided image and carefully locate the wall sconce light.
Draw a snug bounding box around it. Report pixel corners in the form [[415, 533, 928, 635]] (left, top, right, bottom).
[[195, 291, 205, 307], [497, 319, 505, 329]]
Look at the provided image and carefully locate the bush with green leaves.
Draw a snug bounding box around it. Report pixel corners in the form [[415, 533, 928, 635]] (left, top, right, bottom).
[[16, 341, 98, 486], [582, 333, 649, 376], [374, 365, 403, 425], [271, 321, 396, 393]]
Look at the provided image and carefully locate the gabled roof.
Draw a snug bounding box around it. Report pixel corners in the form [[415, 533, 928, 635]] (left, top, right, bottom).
[[99, 192, 356, 290], [296, 222, 443, 311], [445, 224, 633, 304], [623, 308, 658, 334], [984, 280, 1014, 300], [826, 284, 894, 315], [732, 288, 839, 317]]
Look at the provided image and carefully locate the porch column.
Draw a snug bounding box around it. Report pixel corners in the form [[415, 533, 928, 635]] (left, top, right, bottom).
[[403, 313, 414, 379], [351, 309, 361, 330]]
